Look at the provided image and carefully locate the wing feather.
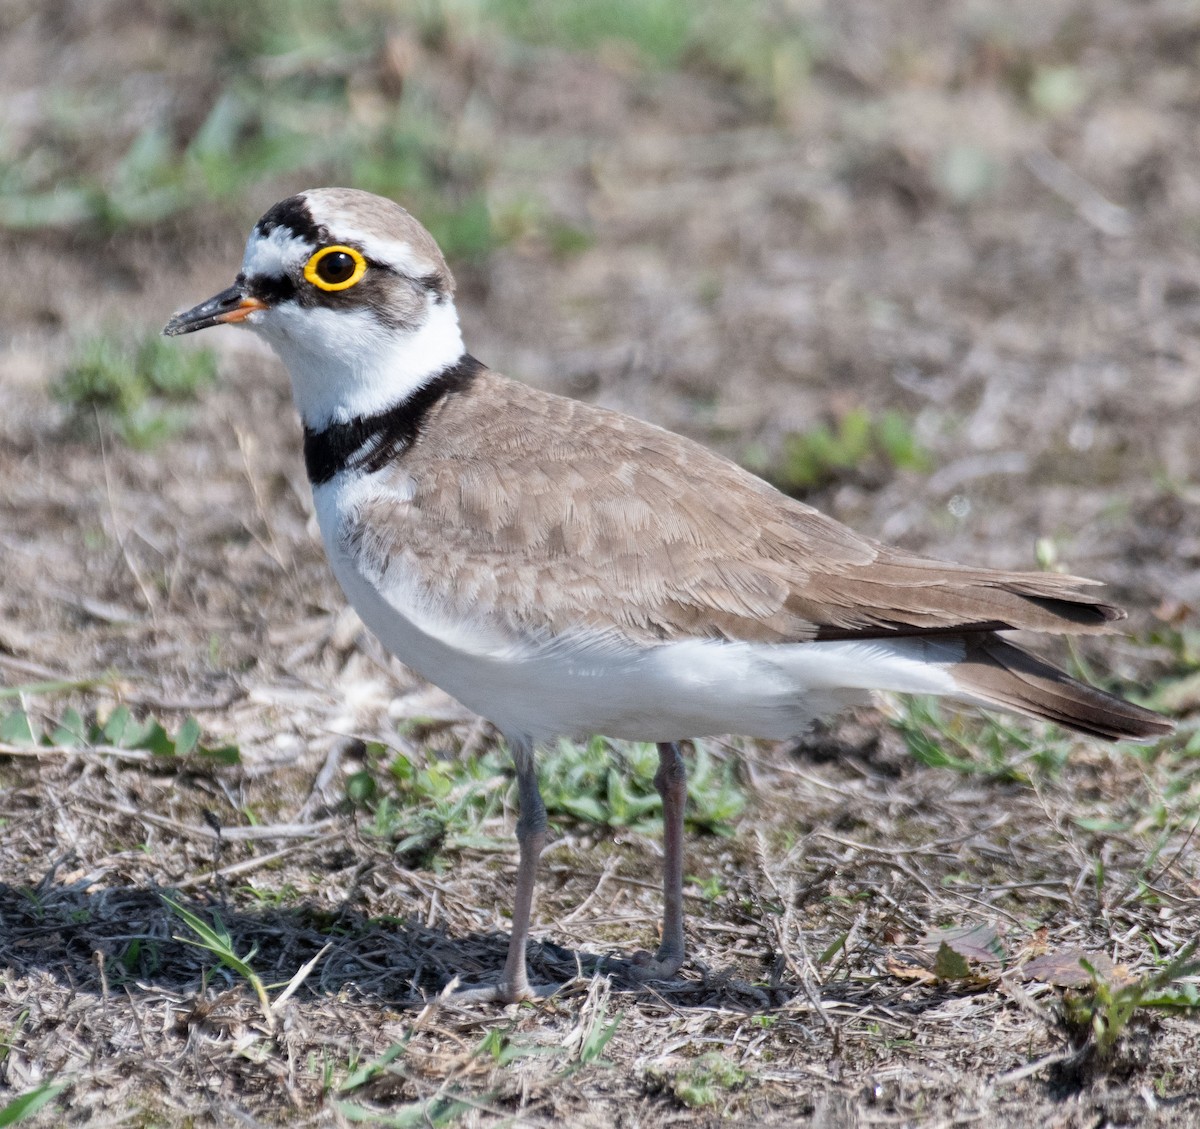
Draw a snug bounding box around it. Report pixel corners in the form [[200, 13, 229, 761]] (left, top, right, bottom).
[[349, 369, 1124, 646]]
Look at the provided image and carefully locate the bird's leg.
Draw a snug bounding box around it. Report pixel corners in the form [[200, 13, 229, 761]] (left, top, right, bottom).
[[452, 736, 552, 1004], [498, 737, 548, 999], [631, 741, 688, 979]]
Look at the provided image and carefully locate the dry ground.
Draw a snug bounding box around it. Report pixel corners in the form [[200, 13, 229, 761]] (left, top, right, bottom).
[[1, 1, 1199, 1125]]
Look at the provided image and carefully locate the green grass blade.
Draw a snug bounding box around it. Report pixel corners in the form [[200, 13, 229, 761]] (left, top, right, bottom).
[[0, 1082, 67, 1127]]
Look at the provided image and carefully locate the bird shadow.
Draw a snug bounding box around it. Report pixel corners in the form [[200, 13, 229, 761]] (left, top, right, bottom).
[[0, 875, 791, 1013]]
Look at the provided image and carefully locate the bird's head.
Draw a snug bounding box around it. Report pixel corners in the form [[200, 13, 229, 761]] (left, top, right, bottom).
[[164, 188, 465, 428]]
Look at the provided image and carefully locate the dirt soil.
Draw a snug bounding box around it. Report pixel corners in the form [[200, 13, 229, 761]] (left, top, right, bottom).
[[1, 1, 1199, 1126]]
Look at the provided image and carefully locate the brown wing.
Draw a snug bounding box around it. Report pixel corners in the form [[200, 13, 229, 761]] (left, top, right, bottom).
[[349, 368, 1124, 647]]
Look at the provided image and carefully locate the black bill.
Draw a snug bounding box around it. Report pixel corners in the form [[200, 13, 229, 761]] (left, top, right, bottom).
[[163, 284, 267, 336]]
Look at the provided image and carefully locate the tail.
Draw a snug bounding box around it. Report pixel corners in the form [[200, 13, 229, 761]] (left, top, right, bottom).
[[950, 636, 1173, 742]]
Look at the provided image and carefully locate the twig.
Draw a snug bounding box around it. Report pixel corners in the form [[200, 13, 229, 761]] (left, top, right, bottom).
[[0, 674, 120, 699], [98, 420, 159, 620], [94, 799, 338, 841], [558, 855, 621, 926], [993, 1047, 1081, 1087], [755, 831, 841, 1041], [0, 742, 161, 763], [0, 654, 243, 711], [1140, 816, 1200, 893], [171, 830, 345, 890], [123, 685, 247, 712], [1024, 148, 1133, 237], [234, 426, 290, 573], [297, 737, 351, 820], [270, 943, 333, 1012]]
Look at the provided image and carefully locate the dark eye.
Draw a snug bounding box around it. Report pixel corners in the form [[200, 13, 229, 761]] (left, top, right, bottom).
[[303, 245, 367, 291], [318, 251, 355, 284]]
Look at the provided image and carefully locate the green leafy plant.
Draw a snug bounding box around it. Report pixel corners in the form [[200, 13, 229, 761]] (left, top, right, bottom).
[[539, 738, 661, 828], [891, 696, 1070, 782], [689, 873, 726, 902], [349, 123, 496, 262], [0, 0, 823, 247], [648, 1051, 747, 1109], [333, 1093, 470, 1128], [575, 1001, 623, 1067], [683, 743, 746, 830], [481, 0, 820, 105], [2, 4, 497, 254], [119, 937, 163, 980], [336, 1041, 409, 1096], [53, 331, 218, 447], [769, 408, 931, 494], [164, 897, 330, 1026], [356, 737, 745, 869], [539, 737, 744, 832], [475, 1024, 553, 1067], [1064, 942, 1200, 1060], [485, 0, 692, 65], [0, 703, 240, 765], [165, 898, 274, 1020], [333, 1037, 474, 1126], [0, 1010, 29, 1069], [0, 1082, 68, 1127], [359, 742, 511, 863]]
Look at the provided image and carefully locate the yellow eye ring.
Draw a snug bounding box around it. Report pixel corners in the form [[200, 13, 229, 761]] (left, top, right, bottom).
[[303, 245, 368, 291]]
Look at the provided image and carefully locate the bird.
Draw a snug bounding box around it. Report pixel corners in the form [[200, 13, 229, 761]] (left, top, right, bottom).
[[164, 187, 1172, 1004]]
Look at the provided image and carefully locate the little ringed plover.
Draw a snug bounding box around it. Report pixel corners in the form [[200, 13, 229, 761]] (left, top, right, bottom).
[[165, 187, 1172, 1004]]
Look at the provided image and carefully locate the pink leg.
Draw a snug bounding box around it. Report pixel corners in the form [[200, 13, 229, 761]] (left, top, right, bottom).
[[635, 741, 688, 977], [452, 737, 551, 1003]]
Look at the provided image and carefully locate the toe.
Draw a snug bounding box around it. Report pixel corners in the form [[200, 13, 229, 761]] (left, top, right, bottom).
[[446, 979, 557, 1005]]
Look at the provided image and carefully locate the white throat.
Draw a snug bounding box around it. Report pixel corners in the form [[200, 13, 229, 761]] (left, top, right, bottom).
[[249, 298, 466, 428]]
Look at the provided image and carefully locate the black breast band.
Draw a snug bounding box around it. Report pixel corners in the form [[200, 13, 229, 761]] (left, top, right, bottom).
[[303, 354, 482, 485]]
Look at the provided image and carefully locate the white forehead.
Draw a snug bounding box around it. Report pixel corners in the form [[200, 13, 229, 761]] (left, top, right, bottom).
[[242, 225, 311, 277]]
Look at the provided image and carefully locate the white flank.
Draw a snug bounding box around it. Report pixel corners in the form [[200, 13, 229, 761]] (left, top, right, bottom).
[[315, 475, 964, 744], [248, 297, 465, 428]]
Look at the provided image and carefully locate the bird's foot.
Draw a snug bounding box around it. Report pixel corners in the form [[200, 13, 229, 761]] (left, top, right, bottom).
[[441, 977, 562, 1005], [605, 942, 688, 987]]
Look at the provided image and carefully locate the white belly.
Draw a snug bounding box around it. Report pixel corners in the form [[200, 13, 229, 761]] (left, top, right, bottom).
[[313, 476, 961, 744]]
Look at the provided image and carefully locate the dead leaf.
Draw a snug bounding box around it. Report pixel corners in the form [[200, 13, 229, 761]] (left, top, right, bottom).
[[1019, 947, 1128, 988], [928, 923, 1006, 967], [887, 922, 1007, 984]]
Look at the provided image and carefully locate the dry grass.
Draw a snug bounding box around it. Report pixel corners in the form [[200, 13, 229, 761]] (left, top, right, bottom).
[[2, 0, 1200, 1125], [0, 709, 1196, 1126]]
